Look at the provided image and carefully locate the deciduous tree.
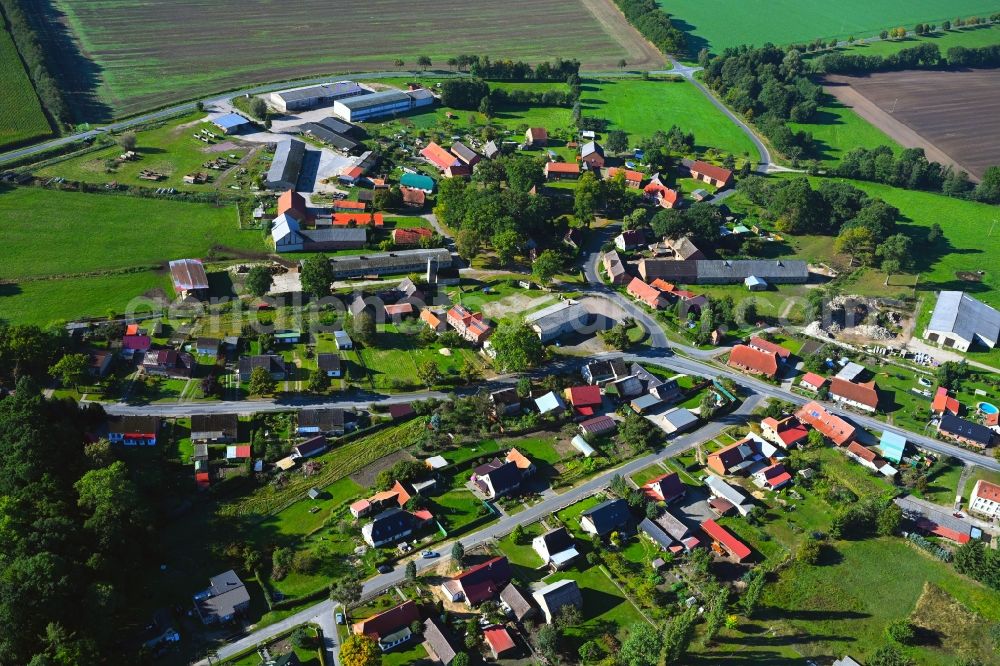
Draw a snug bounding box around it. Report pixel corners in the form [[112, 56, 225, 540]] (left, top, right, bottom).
[[244, 265, 273, 297], [247, 366, 276, 396], [300, 255, 333, 297], [49, 354, 89, 389], [340, 634, 381, 666], [490, 321, 545, 372]]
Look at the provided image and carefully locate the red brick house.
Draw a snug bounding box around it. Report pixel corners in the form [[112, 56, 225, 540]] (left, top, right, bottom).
[[689, 160, 733, 188]]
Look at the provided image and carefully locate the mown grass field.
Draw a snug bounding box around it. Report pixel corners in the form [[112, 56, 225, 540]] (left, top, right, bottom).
[[789, 94, 901, 165], [49, 0, 645, 118], [0, 26, 51, 150], [35, 112, 249, 191], [663, 0, 1000, 54], [817, 23, 1000, 59], [582, 79, 758, 157], [0, 186, 265, 279]]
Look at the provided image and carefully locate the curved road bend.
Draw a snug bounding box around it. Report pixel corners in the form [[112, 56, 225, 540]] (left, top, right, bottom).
[[195, 392, 764, 666]]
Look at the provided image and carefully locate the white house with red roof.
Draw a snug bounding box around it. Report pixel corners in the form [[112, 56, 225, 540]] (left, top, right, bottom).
[[753, 462, 792, 490], [969, 479, 1000, 519], [799, 372, 827, 392], [760, 415, 809, 448]]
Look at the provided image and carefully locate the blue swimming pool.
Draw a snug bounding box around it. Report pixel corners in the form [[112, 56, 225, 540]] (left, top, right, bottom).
[[978, 402, 999, 416]]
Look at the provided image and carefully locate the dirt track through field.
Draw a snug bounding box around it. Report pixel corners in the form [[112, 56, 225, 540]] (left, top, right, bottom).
[[579, 0, 666, 70], [824, 70, 1000, 180]]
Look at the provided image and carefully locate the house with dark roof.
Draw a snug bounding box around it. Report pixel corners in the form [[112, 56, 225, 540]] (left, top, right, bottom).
[[317, 353, 342, 378], [490, 387, 521, 416], [361, 507, 433, 547], [297, 408, 346, 436], [238, 355, 288, 382], [141, 349, 195, 378], [602, 250, 630, 284], [580, 498, 631, 537], [353, 600, 421, 652], [422, 616, 460, 664], [196, 337, 221, 356], [293, 435, 328, 459], [532, 527, 579, 570], [532, 579, 583, 624], [642, 472, 684, 503], [579, 415, 618, 437], [582, 358, 629, 385], [526, 300, 592, 342], [450, 141, 481, 167], [193, 570, 250, 624], [500, 582, 536, 622], [444, 556, 512, 605], [266, 139, 305, 191], [615, 229, 647, 251], [728, 344, 779, 379], [108, 415, 159, 446], [939, 413, 995, 449], [657, 511, 699, 550], [191, 413, 239, 443], [472, 459, 522, 498]]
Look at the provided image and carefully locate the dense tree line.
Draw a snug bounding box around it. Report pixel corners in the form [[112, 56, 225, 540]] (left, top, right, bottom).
[[834, 145, 999, 202], [702, 45, 821, 160], [0, 323, 67, 386], [440, 79, 578, 111], [0, 379, 152, 664], [459, 55, 580, 81], [947, 43, 1000, 67], [954, 539, 1000, 590], [0, 0, 70, 126], [812, 43, 942, 75], [612, 0, 685, 54]]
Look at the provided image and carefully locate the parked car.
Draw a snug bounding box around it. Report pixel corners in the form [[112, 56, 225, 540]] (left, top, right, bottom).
[[377, 564, 393, 574], [422, 550, 439, 559], [335, 612, 345, 624]]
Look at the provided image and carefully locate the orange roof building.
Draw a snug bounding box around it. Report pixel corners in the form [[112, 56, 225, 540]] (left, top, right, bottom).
[[421, 142, 460, 170], [748, 336, 791, 360], [544, 161, 581, 180], [795, 401, 856, 446], [627, 277, 666, 309], [727, 345, 779, 379], [605, 167, 644, 188], [392, 226, 433, 245], [829, 378, 880, 413], [332, 212, 383, 226], [689, 160, 733, 188], [931, 387, 961, 415], [278, 189, 307, 219]]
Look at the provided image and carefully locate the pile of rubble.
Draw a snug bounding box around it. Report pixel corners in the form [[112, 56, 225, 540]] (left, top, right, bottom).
[[851, 324, 896, 340]]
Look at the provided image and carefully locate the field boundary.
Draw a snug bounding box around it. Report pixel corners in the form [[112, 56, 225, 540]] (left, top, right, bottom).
[[824, 76, 974, 178]]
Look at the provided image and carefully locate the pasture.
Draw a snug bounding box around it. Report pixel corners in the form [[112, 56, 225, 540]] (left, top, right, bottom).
[[0, 25, 51, 150], [48, 0, 656, 118], [662, 0, 1000, 55], [818, 23, 1000, 59], [0, 186, 265, 280], [789, 94, 900, 165]]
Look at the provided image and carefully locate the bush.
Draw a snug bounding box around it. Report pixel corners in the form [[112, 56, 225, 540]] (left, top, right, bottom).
[[885, 619, 916, 645], [797, 539, 821, 565]]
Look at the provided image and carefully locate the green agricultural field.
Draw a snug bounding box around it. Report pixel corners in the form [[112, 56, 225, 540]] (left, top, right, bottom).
[[45, 0, 654, 119], [0, 186, 265, 280], [582, 79, 758, 157], [663, 0, 1000, 55], [35, 112, 249, 191], [0, 26, 52, 150]]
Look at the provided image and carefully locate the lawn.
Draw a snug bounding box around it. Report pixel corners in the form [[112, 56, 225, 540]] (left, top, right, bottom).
[[0, 269, 170, 326], [582, 79, 758, 157], [555, 495, 604, 539], [630, 462, 670, 487], [759, 537, 1000, 664], [0, 25, 52, 150], [355, 324, 482, 391], [0, 186, 264, 279], [46, 0, 646, 118], [912, 458, 964, 507], [663, 0, 1000, 54], [789, 93, 900, 165], [544, 563, 650, 648], [35, 112, 248, 191]]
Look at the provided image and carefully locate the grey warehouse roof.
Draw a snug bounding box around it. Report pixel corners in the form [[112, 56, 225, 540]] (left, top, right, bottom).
[[338, 90, 409, 111], [927, 291, 1000, 347], [320, 248, 451, 275], [267, 139, 305, 186], [275, 81, 366, 103]]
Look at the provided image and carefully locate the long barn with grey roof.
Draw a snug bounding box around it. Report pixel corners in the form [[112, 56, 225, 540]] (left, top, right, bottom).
[[638, 258, 808, 284], [333, 88, 434, 122], [317, 248, 452, 278], [924, 291, 1000, 352], [265, 139, 305, 191]]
